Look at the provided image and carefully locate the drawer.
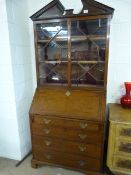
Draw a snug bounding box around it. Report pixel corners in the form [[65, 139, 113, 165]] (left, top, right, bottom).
[[115, 138, 131, 157], [113, 156, 131, 173], [116, 124, 131, 138], [31, 124, 103, 144], [33, 149, 101, 172], [32, 115, 102, 131], [32, 135, 102, 158]]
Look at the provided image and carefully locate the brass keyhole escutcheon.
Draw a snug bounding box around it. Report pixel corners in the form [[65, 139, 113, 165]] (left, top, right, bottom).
[[44, 140, 52, 146], [66, 91, 71, 96]]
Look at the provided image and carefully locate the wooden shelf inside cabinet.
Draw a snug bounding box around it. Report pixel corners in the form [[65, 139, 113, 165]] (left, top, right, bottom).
[[37, 35, 106, 43], [71, 35, 106, 42], [39, 60, 68, 64], [37, 80, 104, 88], [39, 61, 105, 64]]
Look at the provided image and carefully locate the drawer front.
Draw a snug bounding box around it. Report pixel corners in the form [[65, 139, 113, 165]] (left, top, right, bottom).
[[33, 149, 101, 172], [115, 138, 131, 157], [32, 135, 102, 158], [113, 156, 131, 173], [33, 115, 102, 131], [31, 123, 103, 144], [117, 124, 131, 138]]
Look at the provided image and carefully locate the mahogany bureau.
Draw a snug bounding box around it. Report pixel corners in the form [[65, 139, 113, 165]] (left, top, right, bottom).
[[29, 0, 114, 174]]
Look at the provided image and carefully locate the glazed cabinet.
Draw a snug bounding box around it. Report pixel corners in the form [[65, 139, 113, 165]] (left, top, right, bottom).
[[36, 18, 108, 87], [29, 0, 114, 174]]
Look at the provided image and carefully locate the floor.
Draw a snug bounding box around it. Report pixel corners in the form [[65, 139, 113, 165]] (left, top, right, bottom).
[[0, 155, 85, 175], [0, 155, 108, 175]]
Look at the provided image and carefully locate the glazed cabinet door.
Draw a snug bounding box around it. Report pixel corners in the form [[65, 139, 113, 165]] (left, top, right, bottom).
[[70, 18, 108, 87], [35, 21, 68, 85]]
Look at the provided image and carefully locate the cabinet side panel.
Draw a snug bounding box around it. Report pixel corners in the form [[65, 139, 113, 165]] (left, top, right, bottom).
[[107, 122, 116, 168]]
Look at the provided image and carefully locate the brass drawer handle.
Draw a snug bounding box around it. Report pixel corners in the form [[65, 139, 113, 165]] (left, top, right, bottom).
[[79, 146, 86, 152], [44, 140, 52, 146], [78, 160, 86, 167], [79, 122, 88, 129], [43, 129, 50, 134], [43, 119, 51, 124], [79, 134, 87, 140], [44, 154, 52, 160]]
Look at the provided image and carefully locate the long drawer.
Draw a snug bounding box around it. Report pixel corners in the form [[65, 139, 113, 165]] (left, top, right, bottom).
[[33, 149, 101, 172], [32, 135, 102, 158], [32, 115, 102, 131], [31, 123, 103, 144], [113, 155, 131, 173], [116, 124, 131, 138], [115, 138, 131, 157]]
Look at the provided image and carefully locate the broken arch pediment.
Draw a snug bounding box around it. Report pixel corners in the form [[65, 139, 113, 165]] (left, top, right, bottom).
[[30, 0, 114, 21]]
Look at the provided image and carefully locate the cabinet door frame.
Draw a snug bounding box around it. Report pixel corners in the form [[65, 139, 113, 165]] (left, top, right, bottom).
[[34, 19, 68, 86]]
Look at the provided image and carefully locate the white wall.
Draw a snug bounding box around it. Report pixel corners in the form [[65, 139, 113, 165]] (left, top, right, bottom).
[[6, 0, 33, 159], [99, 0, 131, 103], [0, 0, 33, 160], [0, 0, 21, 159], [28, 0, 131, 104]]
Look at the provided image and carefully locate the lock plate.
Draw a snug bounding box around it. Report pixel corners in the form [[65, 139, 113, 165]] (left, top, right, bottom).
[[66, 91, 71, 96]]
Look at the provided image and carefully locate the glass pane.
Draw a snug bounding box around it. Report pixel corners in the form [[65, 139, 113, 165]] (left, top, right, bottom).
[[71, 18, 107, 36], [36, 21, 68, 86], [39, 63, 67, 85], [36, 22, 67, 40], [37, 41, 67, 62], [71, 19, 107, 87], [71, 63, 104, 86]]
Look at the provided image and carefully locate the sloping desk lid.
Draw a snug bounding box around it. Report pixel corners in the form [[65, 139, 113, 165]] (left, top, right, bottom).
[[30, 0, 114, 21], [29, 87, 105, 122]]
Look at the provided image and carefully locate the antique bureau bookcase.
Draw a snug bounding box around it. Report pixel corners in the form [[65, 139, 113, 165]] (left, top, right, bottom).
[[29, 0, 114, 174]]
